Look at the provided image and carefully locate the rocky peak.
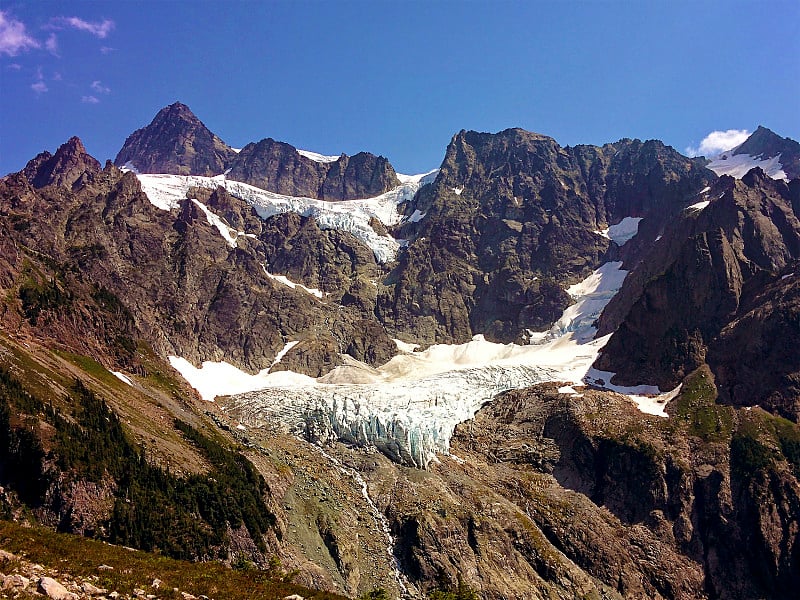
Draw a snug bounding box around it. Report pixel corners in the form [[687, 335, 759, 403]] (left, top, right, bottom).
[[114, 102, 237, 176], [732, 125, 800, 179], [22, 136, 101, 190]]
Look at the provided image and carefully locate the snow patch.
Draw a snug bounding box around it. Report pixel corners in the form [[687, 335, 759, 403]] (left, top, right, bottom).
[[168, 356, 316, 401], [595, 217, 643, 246], [271, 340, 300, 367], [190, 199, 243, 248], [396, 169, 438, 185], [406, 209, 426, 223], [584, 367, 680, 417], [687, 200, 710, 212], [297, 149, 340, 163], [707, 152, 787, 181], [452, 187, 463, 195], [263, 270, 324, 299], [112, 371, 133, 386]]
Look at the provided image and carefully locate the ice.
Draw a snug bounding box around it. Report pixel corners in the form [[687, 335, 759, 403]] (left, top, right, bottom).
[[595, 217, 643, 246], [297, 149, 340, 163], [263, 270, 324, 299], [135, 173, 433, 263], [172, 262, 636, 467], [584, 367, 680, 417], [112, 371, 133, 386], [707, 152, 787, 181], [687, 200, 710, 212]]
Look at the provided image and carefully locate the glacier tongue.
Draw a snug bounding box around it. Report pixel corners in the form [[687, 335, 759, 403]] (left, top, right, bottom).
[[228, 364, 556, 469], [203, 261, 630, 468]]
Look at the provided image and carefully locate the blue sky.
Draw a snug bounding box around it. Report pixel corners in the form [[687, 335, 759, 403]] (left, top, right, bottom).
[[1, 0, 798, 176]]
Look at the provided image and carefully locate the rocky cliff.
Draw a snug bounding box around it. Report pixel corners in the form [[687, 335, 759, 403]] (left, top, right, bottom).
[[228, 138, 400, 201], [377, 129, 715, 346], [595, 168, 800, 420]]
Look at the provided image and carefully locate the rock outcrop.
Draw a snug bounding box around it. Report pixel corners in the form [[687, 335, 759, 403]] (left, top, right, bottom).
[[377, 128, 715, 345], [228, 138, 399, 201]]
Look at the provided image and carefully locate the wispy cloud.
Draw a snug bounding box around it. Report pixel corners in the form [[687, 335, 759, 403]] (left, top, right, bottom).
[[686, 129, 750, 158], [0, 11, 40, 56], [7, 62, 22, 70], [81, 95, 100, 104], [90, 80, 110, 94], [100, 46, 115, 55], [49, 16, 114, 39], [45, 32, 59, 56], [31, 66, 48, 94]]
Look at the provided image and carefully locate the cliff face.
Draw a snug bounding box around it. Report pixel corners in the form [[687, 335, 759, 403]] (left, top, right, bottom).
[[377, 129, 715, 346], [595, 169, 800, 420], [227, 139, 400, 201]]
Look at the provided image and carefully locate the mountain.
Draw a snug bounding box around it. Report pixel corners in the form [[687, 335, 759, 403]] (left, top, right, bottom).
[[2, 113, 800, 599], [115, 103, 400, 201], [706, 125, 800, 180], [114, 102, 238, 176], [376, 128, 715, 345]]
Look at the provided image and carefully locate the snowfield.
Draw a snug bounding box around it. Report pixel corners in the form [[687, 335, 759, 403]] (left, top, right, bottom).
[[706, 152, 787, 180]]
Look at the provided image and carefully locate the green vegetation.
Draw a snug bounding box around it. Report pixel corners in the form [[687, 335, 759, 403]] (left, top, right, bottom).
[[0, 520, 346, 600], [428, 579, 479, 600], [18, 277, 71, 324], [730, 435, 774, 480], [0, 367, 275, 560], [671, 367, 733, 441]]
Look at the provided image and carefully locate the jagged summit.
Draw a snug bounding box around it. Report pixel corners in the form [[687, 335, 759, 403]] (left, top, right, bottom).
[[114, 102, 237, 176], [114, 102, 400, 200], [22, 136, 101, 189]]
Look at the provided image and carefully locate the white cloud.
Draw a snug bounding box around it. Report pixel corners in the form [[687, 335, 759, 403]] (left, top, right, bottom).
[[50, 16, 114, 39], [81, 95, 100, 104], [45, 32, 58, 56], [0, 11, 40, 56], [100, 46, 115, 54], [91, 80, 110, 94], [31, 81, 48, 93], [686, 129, 750, 158]]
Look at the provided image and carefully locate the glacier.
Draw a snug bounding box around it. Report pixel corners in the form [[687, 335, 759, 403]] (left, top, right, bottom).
[[134, 170, 437, 263], [170, 261, 664, 468]]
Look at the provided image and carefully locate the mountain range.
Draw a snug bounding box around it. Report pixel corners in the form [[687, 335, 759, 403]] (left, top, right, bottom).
[[1, 102, 799, 599]]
